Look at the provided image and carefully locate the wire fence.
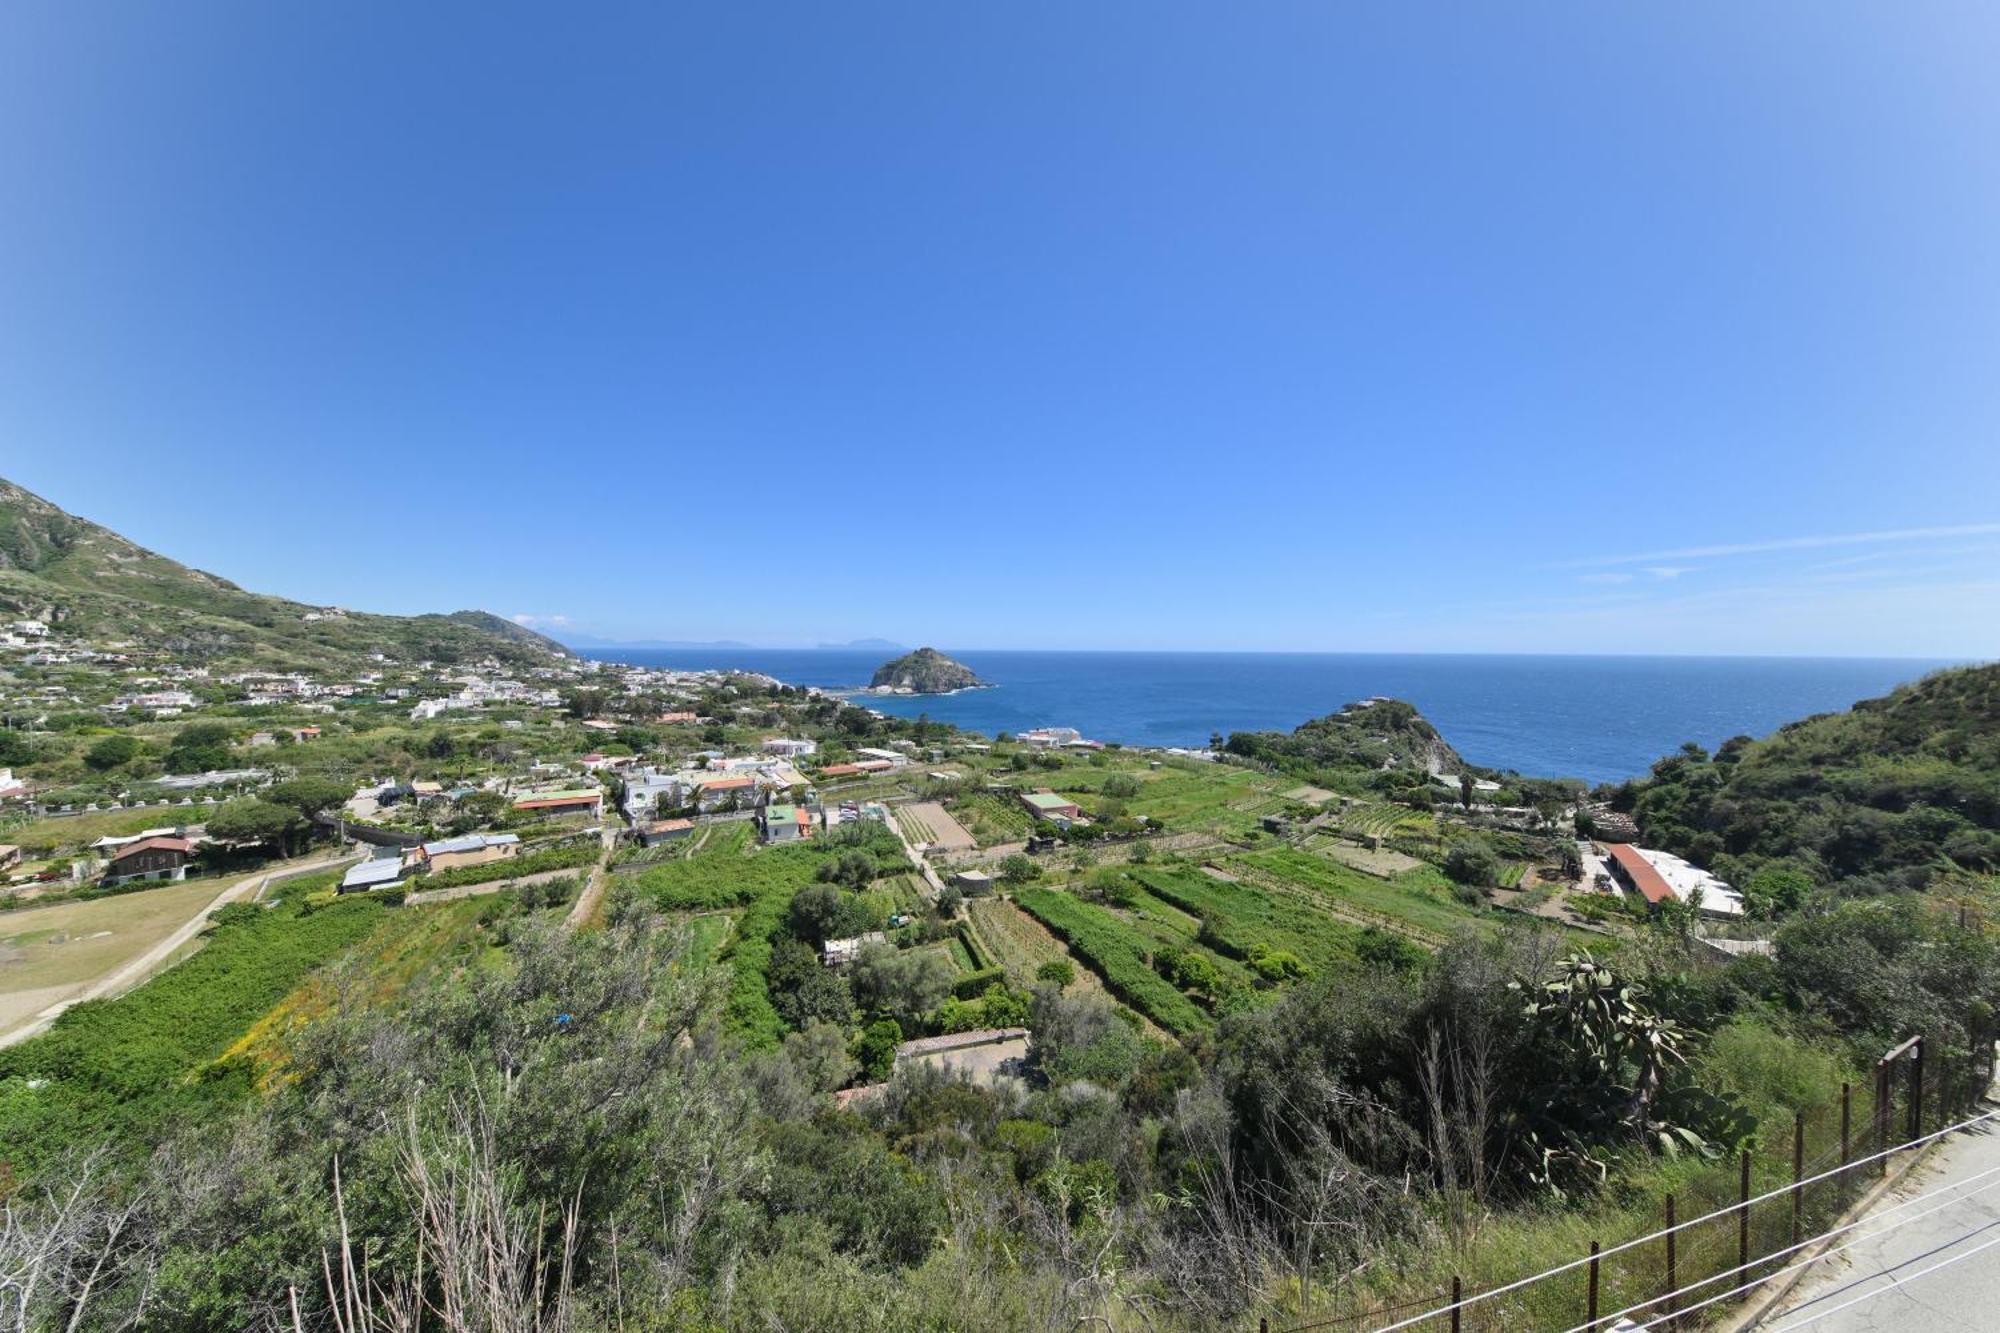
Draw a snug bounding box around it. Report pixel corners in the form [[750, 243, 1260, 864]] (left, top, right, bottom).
[[1263, 1033, 1992, 1333]]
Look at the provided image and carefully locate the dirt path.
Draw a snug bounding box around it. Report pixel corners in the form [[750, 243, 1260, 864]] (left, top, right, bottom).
[[563, 827, 620, 929], [0, 850, 356, 1049]]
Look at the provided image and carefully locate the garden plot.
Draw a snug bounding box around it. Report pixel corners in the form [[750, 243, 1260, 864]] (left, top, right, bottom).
[[897, 801, 977, 853]]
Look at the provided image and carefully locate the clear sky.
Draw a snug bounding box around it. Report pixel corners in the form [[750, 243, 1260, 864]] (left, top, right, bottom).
[[4, 3, 1998, 657]]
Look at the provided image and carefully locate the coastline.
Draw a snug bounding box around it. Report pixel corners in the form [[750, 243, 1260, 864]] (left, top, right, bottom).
[[574, 647, 1955, 785]]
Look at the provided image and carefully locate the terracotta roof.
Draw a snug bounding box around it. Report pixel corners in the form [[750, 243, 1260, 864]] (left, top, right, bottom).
[[641, 818, 693, 833], [1602, 842, 1675, 905], [110, 836, 193, 861]]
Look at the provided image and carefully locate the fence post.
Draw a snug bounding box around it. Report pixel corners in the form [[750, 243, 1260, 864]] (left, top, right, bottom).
[[1911, 1037, 1925, 1141], [1791, 1111, 1806, 1248], [1876, 1062, 1891, 1174], [1451, 1275, 1462, 1333], [1664, 1194, 1678, 1330], [1738, 1149, 1752, 1277], [1840, 1082, 1852, 1180], [1587, 1240, 1600, 1333]]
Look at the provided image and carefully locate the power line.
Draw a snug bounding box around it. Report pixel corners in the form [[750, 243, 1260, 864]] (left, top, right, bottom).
[[1558, 1164, 2000, 1332], [1359, 1107, 2000, 1333], [1760, 1229, 2000, 1332]]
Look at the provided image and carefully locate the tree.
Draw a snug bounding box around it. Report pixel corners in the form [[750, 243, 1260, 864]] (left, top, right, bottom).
[[851, 943, 955, 1027], [204, 799, 306, 855], [266, 776, 350, 820], [1743, 863, 1815, 919], [814, 850, 878, 891], [84, 734, 140, 771], [1443, 838, 1501, 887], [788, 884, 876, 945], [0, 728, 33, 766], [165, 722, 234, 774], [854, 1018, 903, 1081], [998, 854, 1040, 886], [784, 1022, 858, 1093]]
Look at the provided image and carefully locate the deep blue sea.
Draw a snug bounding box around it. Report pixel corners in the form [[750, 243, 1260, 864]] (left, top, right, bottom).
[[577, 649, 1966, 786]]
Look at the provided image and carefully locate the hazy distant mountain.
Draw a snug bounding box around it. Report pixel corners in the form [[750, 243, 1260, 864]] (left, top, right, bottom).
[[819, 637, 906, 651], [0, 477, 568, 667], [556, 633, 756, 650]]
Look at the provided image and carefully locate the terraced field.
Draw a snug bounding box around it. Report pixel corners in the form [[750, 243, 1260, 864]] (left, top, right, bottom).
[[1132, 865, 1363, 975], [950, 792, 1034, 845], [1338, 802, 1430, 841], [966, 898, 1107, 999], [1229, 847, 1479, 946], [1015, 887, 1209, 1036]]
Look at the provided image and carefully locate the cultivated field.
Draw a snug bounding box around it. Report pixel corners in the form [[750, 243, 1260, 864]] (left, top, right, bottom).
[[966, 898, 1106, 997], [895, 801, 976, 853]]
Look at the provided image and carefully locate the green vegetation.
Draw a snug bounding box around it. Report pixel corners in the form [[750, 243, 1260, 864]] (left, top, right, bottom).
[[0, 895, 385, 1176], [1622, 663, 2000, 899], [1235, 845, 1484, 940], [0, 477, 568, 669], [868, 646, 986, 692], [1131, 864, 1359, 974], [1016, 885, 1208, 1035], [410, 840, 599, 890]]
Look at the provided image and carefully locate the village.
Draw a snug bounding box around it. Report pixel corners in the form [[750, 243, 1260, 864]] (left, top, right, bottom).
[[1, 603, 1758, 1098]]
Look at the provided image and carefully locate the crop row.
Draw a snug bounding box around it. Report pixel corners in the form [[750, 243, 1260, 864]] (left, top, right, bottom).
[[1014, 887, 1208, 1037], [1131, 866, 1359, 974]]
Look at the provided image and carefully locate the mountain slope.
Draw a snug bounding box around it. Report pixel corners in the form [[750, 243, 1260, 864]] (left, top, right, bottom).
[[0, 478, 568, 668], [1621, 663, 2000, 896]]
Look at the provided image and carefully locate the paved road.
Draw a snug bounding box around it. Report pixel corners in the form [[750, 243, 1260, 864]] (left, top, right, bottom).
[[1762, 1116, 2000, 1332], [0, 851, 356, 1048]]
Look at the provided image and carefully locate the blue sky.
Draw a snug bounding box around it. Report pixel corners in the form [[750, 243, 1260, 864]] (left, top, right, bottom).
[[4, 2, 1998, 656]]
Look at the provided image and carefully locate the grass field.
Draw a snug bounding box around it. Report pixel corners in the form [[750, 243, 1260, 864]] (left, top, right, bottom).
[[1, 808, 194, 856], [680, 912, 735, 968], [225, 894, 503, 1081], [0, 877, 238, 1036]]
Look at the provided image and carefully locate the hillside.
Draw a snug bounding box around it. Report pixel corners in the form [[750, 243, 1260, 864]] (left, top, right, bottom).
[[1223, 697, 1472, 784], [869, 646, 987, 692], [0, 478, 568, 668], [1620, 662, 2000, 897]]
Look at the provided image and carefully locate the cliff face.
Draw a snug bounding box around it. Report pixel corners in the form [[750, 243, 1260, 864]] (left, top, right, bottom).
[[869, 647, 987, 693]]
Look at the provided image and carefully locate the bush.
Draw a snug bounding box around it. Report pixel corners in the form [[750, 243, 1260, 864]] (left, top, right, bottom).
[[951, 966, 1008, 1000]]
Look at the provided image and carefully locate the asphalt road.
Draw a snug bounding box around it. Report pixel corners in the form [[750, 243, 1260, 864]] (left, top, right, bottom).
[[1762, 1117, 2000, 1332]]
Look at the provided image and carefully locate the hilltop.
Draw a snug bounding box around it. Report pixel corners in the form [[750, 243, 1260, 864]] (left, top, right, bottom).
[[1620, 662, 2000, 898], [1223, 696, 1472, 781], [869, 646, 987, 693], [0, 478, 567, 668]]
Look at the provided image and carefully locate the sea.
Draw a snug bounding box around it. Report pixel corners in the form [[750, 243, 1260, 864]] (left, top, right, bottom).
[[573, 649, 1967, 786]]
